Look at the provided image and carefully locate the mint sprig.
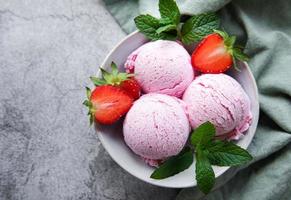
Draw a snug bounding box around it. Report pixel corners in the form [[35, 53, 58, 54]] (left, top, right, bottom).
[[134, 14, 162, 40], [159, 0, 180, 25], [181, 13, 220, 44], [134, 0, 219, 44], [150, 147, 193, 179], [206, 140, 253, 166], [156, 24, 177, 34], [191, 121, 215, 146], [134, 14, 177, 41], [195, 148, 215, 194], [150, 121, 253, 194]]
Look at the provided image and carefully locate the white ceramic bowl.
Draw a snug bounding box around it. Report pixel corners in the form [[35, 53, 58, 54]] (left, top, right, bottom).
[[96, 31, 259, 188]]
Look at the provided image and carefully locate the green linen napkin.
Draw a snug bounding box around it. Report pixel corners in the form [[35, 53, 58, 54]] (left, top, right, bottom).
[[103, 0, 291, 199]]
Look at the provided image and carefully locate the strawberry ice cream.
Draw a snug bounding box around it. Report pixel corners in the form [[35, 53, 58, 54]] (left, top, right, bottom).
[[182, 74, 252, 140], [124, 40, 194, 97], [123, 93, 190, 167]]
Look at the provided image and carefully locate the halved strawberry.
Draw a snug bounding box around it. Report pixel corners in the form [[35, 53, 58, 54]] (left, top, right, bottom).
[[191, 30, 249, 73], [90, 62, 141, 99], [119, 78, 141, 100], [83, 86, 133, 125]]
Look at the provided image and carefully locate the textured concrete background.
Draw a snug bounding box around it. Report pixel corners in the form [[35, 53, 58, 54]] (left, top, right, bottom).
[[0, 1, 178, 199]]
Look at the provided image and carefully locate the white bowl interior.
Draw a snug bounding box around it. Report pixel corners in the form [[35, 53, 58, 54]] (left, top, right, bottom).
[[96, 32, 259, 188]]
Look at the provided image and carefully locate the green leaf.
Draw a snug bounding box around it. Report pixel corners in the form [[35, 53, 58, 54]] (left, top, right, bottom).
[[213, 29, 229, 40], [181, 12, 220, 44], [150, 147, 193, 179], [111, 62, 119, 76], [159, 0, 180, 25], [195, 148, 215, 194], [83, 91, 94, 126], [134, 14, 177, 41], [233, 47, 250, 62], [83, 100, 92, 107], [191, 121, 216, 146], [89, 113, 94, 126], [100, 68, 112, 83], [116, 72, 130, 84], [159, 17, 173, 26], [90, 76, 106, 86], [225, 35, 236, 47], [207, 140, 253, 166], [85, 87, 91, 99], [160, 32, 178, 40], [134, 14, 161, 40], [156, 24, 177, 34]]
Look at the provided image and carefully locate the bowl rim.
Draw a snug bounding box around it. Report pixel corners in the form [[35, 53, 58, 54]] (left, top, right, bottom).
[[96, 31, 260, 188]]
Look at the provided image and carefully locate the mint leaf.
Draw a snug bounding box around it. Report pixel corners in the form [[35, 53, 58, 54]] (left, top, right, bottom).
[[150, 147, 193, 179], [181, 12, 220, 44], [156, 24, 177, 34], [134, 14, 176, 40], [159, 0, 180, 25], [207, 140, 253, 166], [134, 14, 161, 40], [160, 33, 178, 40], [159, 17, 173, 26], [195, 148, 215, 194], [90, 76, 106, 86], [191, 121, 215, 147]]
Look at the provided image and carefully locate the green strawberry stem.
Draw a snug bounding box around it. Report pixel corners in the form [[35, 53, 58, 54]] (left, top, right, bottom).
[[83, 87, 95, 126], [91, 62, 133, 86]]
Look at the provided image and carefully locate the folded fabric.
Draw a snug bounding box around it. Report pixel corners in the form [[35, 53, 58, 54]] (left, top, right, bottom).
[[103, 0, 291, 199]]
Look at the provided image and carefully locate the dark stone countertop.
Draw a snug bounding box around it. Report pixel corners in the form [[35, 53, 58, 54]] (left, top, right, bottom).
[[0, 1, 178, 199]]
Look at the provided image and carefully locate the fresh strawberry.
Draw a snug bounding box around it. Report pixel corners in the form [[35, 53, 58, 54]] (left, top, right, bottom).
[[90, 62, 141, 99], [191, 30, 249, 73], [83, 86, 133, 125], [119, 78, 141, 99]]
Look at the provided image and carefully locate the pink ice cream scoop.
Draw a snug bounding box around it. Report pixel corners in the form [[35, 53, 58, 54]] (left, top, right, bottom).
[[124, 40, 194, 97], [123, 93, 190, 167], [182, 74, 252, 140]]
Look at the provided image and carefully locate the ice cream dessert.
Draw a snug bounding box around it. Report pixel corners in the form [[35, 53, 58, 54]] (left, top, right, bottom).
[[182, 74, 252, 140], [124, 40, 194, 97], [123, 93, 190, 166], [84, 0, 256, 192]]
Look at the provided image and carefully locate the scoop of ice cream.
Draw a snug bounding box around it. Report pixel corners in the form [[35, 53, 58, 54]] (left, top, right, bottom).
[[123, 93, 190, 166], [124, 40, 194, 97], [182, 74, 252, 140]]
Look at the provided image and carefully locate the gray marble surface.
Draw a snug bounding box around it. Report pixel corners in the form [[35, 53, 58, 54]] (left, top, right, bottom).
[[0, 1, 178, 199]]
